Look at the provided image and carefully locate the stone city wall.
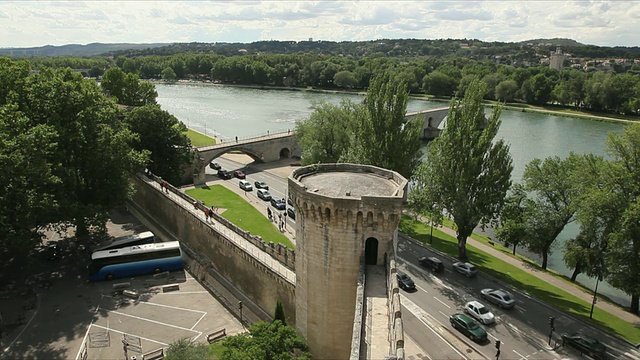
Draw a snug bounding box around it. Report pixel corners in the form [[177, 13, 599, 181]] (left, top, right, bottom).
[[389, 257, 405, 359], [130, 174, 296, 326]]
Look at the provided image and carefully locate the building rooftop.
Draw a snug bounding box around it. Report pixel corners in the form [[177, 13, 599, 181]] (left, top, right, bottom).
[[291, 163, 407, 200]]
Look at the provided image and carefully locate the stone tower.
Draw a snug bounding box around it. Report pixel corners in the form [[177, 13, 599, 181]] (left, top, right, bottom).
[[288, 163, 407, 359]]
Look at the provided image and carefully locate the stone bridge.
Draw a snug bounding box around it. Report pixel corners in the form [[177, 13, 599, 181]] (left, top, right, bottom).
[[188, 130, 301, 185], [404, 106, 450, 140]]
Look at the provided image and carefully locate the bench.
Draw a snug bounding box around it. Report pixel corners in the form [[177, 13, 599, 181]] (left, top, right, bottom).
[[142, 347, 164, 360], [162, 284, 180, 293], [206, 328, 227, 343], [122, 289, 139, 299]]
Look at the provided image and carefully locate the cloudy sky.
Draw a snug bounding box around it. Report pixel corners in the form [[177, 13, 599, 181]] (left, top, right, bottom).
[[0, 1, 638, 48]]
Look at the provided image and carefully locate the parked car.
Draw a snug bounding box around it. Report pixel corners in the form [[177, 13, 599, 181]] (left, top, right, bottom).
[[464, 301, 495, 325], [480, 288, 516, 309], [217, 169, 232, 179], [257, 189, 272, 201], [239, 180, 253, 191], [209, 162, 221, 170], [233, 170, 246, 179], [287, 207, 295, 220], [45, 242, 60, 261], [419, 256, 444, 272], [561, 333, 607, 359], [449, 313, 487, 343], [396, 271, 416, 291], [452, 262, 478, 277], [254, 181, 269, 190], [270, 198, 286, 210], [287, 197, 293, 206]]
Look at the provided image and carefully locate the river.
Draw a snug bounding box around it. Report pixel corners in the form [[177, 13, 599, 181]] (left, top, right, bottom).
[[155, 83, 630, 307]]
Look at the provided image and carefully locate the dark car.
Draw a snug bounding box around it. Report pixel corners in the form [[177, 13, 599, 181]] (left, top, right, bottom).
[[233, 170, 246, 179], [270, 198, 286, 210], [287, 207, 295, 220], [449, 313, 487, 343], [254, 181, 269, 190], [396, 271, 416, 291], [45, 242, 60, 261], [561, 333, 607, 359], [217, 169, 232, 179], [209, 162, 221, 170], [419, 256, 444, 272]]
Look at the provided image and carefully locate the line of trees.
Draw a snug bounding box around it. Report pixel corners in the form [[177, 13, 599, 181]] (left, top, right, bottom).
[[0, 58, 192, 263], [27, 52, 640, 116]]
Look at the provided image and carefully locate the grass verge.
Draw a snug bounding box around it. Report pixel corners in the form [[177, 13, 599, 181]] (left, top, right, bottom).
[[399, 215, 640, 344], [186, 129, 217, 147], [186, 185, 294, 249]]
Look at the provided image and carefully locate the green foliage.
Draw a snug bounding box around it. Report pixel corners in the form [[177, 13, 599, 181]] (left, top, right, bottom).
[[101, 67, 158, 106], [162, 67, 178, 81], [0, 59, 146, 251], [413, 79, 513, 260], [274, 300, 287, 326], [165, 338, 210, 360], [125, 105, 192, 184], [220, 321, 310, 360], [494, 79, 518, 102], [422, 70, 458, 97], [296, 73, 422, 178], [333, 70, 358, 89]]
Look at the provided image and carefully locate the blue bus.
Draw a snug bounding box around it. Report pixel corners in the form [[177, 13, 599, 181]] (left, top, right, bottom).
[[88, 241, 183, 281], [93, 231, 156, 252]]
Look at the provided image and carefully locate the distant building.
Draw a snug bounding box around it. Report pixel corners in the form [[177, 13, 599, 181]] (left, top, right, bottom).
[[550, 47, 566, 70]]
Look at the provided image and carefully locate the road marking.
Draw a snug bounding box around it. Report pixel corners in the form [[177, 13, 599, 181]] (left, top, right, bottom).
[[415, 284, 428, 293], [139, 300, 207, 314], [2, 292, 40, 354], [91, 324, 168, 346], [438, 310, 448, 319], [516, 305, 526, 312], [434, 297, 451, 308], [400, 295, 468, 359], [158, 290, 208, 294], [74, 321, 93, 360], [512, 349, 527, 359], [109, 310, 201, 333], [191, 312, 208, 330]]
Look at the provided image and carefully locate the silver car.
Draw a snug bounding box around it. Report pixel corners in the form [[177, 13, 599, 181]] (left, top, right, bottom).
[[480, 288, 516, 309], [452, 262, 477, 277]]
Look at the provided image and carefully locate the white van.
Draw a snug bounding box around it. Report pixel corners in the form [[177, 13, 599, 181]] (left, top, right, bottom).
[[239, 180, 253, 191]]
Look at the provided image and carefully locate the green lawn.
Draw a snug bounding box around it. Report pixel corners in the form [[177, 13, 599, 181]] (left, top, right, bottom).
[[186, 185, 294, 249], [185, 129, 217, 147], [399, 215, 640, 344]]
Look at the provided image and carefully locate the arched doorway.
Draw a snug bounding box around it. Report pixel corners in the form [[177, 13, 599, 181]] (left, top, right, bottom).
[[279, 148, 291, 158], [365, 237, 378, 265]]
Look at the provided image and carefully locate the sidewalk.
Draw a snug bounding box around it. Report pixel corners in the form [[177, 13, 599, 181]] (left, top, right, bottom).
[[429, 217, 640, 329]]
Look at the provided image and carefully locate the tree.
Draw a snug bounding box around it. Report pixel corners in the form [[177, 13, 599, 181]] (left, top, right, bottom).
[[221, 320, 310, 360], [26, 68, 147, 238], [412, 80, 513, 260], [494, 79, 518, 102], [423, 70, 458, 97], [125, 105, 193, 184], [495, 184, 529, 255], [161, 67, 177, 82], [165, 338, 209, 360], [508, 154, 583, 269], [599, 124, 640, 314], [345, 72, 423, 178], [295, 100, 356, 165], [274, 300, 287, 326], [333, 71, 358, 89], [101, 67, 158, 106]]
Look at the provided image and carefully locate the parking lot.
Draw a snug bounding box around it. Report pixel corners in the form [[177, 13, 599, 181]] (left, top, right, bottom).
[[0, 208, 242, 360]]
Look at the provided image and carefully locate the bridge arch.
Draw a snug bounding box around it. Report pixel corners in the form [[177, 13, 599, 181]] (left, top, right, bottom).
[[279, 147, 291, 159]]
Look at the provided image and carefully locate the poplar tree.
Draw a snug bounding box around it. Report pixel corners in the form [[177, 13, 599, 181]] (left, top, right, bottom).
[[412, 80, 513, 260]]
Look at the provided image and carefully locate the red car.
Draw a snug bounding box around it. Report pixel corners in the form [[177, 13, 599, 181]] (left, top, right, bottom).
[[233, 170, 246, 179]]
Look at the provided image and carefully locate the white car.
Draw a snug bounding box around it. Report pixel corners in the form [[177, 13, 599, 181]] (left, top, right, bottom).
[[239, 180, 253, 191], [452, 262, 478, 277], [464, 300, 495, 325]]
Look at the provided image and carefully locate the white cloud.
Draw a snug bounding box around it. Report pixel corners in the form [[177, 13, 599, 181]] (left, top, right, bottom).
[[0, 0, 637, 48]]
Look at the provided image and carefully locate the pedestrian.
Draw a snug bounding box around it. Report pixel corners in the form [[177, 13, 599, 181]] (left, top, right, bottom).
[[211, 205, 215, 215], [163, 181, 169, 193], [193, 200, 198, 210], [287, 129, 290, 134], [267, 207, 272, 221], [267, 130, 270, 136], [235, 136, 238, 143], [204, 208, 210, 222]]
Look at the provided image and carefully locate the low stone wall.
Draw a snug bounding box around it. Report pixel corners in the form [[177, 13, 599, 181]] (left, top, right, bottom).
[[388, 257, 405, 359], [132, 174, 296, 326], [349, 262, 366, 360]]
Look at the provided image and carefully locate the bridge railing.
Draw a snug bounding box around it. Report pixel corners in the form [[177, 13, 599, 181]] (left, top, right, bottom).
[[198, 129, 294, 150]]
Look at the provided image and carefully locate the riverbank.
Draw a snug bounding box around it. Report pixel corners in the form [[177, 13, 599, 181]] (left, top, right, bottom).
[[154, 79, 638, 124]]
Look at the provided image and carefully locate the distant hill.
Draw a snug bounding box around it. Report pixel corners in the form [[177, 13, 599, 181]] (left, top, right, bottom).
[[0, 42, 171, 57], [518, 38, 584, 47]]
